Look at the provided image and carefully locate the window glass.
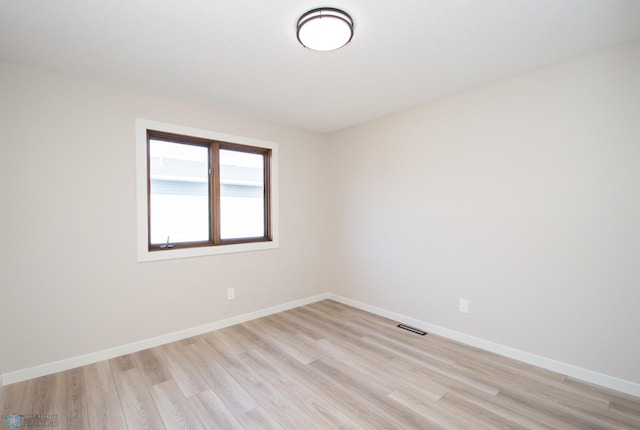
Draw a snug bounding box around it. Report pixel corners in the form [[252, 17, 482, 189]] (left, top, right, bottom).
[[220, 149, 265, 239], [149, 140, 209, 244]]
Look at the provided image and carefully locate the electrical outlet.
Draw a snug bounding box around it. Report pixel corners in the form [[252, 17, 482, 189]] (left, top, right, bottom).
[[459, 298, 469, 313], [227, 288, 235, 300]]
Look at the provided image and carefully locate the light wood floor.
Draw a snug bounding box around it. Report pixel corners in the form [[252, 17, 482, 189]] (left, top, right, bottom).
[[1, 300, 639, 429]]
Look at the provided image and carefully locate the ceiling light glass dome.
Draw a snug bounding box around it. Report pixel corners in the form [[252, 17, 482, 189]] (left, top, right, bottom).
[[297, 8, 354, 52]]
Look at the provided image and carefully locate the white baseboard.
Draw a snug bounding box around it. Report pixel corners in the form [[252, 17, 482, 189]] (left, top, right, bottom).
[[0, 293, 330, 386], [2, 292, 638, 399], [326, 294, 640, 398]]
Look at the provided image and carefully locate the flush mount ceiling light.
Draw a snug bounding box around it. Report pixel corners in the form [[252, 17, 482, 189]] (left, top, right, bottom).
[[297, 7, 354, 52]]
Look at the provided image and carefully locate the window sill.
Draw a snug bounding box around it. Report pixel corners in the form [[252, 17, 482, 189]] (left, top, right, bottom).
[[137, 240, 279, 262]]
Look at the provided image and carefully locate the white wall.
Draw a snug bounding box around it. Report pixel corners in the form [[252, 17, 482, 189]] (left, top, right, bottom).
[[0, 61, 330, 375], [328, 41, 640, 384]]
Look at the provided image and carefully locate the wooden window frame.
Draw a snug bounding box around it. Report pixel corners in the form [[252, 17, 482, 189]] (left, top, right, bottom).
[[147, 130, 273, 252], [136, 119, 279, 262]]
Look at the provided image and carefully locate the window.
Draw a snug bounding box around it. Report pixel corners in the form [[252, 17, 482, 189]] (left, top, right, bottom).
[[147, 131, 271, 248], [136, 119, 278, 261]]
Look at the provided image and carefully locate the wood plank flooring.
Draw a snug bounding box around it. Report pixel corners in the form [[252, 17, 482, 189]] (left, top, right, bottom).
[[1, 300, 639, 429]]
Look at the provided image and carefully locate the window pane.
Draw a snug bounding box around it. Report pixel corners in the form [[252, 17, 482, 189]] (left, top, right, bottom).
[[219, 149, 265, 239], [149, 140, 209, 244]]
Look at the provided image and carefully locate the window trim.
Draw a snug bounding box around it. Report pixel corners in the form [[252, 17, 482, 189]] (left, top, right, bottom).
[[136, 118, 279, 262]]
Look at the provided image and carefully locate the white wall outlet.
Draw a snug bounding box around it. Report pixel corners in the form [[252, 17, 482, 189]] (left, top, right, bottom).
[[227, 288, 235, 300], [459, 298, 469, 313]]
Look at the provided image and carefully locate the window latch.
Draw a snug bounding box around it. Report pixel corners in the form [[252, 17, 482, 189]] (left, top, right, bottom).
[[160, 236, 174, 249]]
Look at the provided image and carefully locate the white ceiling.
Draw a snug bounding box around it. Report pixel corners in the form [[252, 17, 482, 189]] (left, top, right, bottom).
[[1, 1, 640, 133]]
